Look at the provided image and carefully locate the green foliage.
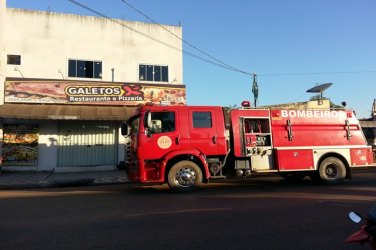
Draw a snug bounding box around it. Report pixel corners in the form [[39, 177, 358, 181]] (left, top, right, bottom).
[[224, 104, 238, 113]]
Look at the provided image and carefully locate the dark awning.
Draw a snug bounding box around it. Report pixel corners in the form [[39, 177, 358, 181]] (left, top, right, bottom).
[[0, 104, 135, 120], [360, 120, 376, 128]]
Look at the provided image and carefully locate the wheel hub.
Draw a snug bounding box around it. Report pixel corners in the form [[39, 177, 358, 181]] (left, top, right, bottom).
[[176, 167, 196, 187], [326, 165, 338, 178]]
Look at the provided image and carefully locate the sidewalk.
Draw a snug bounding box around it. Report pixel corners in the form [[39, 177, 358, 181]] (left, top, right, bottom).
[[0, 169, 129, 190]]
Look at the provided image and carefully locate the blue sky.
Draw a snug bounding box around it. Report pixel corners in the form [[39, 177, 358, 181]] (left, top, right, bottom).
[[7, 0, 376, 118]]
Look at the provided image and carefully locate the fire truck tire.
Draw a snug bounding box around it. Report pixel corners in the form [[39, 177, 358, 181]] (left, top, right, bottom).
[[318, 157, 346, 184], [167, 160, 203, 192]]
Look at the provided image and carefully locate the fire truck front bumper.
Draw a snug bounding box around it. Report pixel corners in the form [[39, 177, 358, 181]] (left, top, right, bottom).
[[126, 159, 165, 184]]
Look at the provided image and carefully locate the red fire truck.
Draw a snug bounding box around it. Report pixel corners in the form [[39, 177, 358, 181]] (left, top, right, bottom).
[[121, 102, 374, 192]]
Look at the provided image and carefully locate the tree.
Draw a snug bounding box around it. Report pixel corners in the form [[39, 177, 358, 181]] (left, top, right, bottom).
[[224, 104, 238, 113]]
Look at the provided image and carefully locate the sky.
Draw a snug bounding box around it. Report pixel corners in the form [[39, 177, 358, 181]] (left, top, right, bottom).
[[6, 0, 376, 118]]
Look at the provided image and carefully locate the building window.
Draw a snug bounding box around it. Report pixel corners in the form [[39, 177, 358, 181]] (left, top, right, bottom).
[[68, 59, 102, 79], [139, 64, 169, 82], [7, 55, 21, 65], [193, 112, 212, 128]]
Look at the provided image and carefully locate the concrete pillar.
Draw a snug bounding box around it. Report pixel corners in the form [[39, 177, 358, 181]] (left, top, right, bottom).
[[0, 0, 6, 105], [0, 0, 4, 167]]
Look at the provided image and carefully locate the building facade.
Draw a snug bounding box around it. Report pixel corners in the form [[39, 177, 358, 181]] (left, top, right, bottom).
[[0, 2, 185, 172]]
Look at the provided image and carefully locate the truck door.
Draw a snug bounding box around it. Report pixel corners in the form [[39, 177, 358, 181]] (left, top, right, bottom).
[[188, 108, 225, 156], [139, 110, 180, 160]]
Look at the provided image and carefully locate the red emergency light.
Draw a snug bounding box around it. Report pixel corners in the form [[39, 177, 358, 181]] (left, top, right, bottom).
[[241, 101, 251, 108]]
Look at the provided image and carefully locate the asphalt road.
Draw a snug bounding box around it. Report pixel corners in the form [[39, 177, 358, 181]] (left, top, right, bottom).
[[1, 170, 375, 250]]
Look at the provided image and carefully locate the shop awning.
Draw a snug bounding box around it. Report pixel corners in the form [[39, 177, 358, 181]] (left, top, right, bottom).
[[0, 104, 135, 120], [360, 120, 376, 128]]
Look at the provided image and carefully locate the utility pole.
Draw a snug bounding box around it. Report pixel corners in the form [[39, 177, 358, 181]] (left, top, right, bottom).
[[252, 73, 258, 107]]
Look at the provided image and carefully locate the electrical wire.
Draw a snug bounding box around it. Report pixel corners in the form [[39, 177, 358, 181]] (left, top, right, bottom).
[[67, 0, 181, 51], [119, 0, 251, 76], [289, 92, 308, 103], [67, 0, 376, 79], [67, 0, 253, 75], [258, 70, 376, 77]]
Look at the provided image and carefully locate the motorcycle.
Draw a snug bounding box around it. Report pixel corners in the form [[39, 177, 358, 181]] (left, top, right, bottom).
[[345, 205, 376, 249]]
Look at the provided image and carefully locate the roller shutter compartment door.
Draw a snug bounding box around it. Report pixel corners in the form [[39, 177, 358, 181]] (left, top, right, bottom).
[[58, 121, 118, 167]]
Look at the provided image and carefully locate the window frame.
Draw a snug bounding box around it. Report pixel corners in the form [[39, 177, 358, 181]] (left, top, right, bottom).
[[7, 55, 21, 65], [192, 112, 213, 128], [68, 59, 102, 79], [139, 64, 169, 83]]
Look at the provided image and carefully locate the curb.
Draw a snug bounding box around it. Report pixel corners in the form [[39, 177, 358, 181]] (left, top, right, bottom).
[[0, 180, 52, 190], [50, 178, 95, 188], [0, 179, 95, 190], [0, 176, 130, 190]]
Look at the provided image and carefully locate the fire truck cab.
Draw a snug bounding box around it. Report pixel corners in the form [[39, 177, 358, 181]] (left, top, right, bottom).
[[122, 104, 374, 192]]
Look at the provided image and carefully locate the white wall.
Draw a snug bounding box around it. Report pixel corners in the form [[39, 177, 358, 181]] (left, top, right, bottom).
[[38, 120, 59, 171], [117, 127, 127, 164], [0, 0, 6, 104], [5, 8, 183, 84]]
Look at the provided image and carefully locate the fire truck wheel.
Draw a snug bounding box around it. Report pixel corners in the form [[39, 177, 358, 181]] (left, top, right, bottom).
[[319, 157, 346, 184], [167, 160, 203, 192]]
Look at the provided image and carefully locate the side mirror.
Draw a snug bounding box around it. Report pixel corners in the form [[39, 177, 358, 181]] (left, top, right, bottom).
[[121, 122, 129, 136], [146, 111, 152, 128], [349, 212, 362, 223]]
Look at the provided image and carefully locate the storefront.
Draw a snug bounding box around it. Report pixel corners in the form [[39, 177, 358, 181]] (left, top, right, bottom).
[[1, 7, 186, 172], [0, 78, 186, 172]]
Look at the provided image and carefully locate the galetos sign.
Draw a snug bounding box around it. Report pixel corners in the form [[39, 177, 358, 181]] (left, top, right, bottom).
[[5, 80, 186, 106]]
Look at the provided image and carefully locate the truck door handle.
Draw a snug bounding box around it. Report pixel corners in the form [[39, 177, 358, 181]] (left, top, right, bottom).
[[212, 136, 217, 144], [345, 119, 352, 140], [287, 120, 293, 141], [175, 137, 179, 145]]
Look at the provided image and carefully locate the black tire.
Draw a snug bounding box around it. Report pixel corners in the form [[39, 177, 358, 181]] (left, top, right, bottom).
[[167, 160, 203, 192], [319, 157, 346, 184]]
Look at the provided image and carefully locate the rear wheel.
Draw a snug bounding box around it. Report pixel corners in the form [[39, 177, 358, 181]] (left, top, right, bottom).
[[319, 157, 346, 184], [167, 160, 203, 192]]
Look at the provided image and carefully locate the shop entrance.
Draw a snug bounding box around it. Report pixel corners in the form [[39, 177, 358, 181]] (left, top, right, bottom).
[[57, 121, 118, 167]]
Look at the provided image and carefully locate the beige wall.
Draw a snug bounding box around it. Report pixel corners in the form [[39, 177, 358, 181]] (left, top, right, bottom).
[[4, 8, 183, 84], [263, 100, 331, 110]]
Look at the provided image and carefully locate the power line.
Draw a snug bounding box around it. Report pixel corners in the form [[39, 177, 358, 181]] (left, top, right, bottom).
[[258, 70, 376, 77], [67, 0, 181, 51], [67, 0, 252, 75], [119, 0, 251, 76], [289, 92, 309, 103], [67, 0, 376, 79]]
